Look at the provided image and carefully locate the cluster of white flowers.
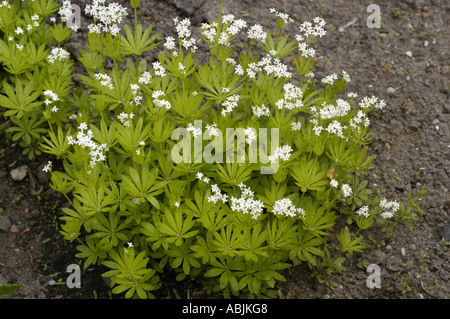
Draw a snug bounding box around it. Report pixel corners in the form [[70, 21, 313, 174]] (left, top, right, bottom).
[[342, 70, 351, 82], [234, 63, 244, 76], [173, 18, 197, 52], [129, 83, 143, 105], [349, 109, 370, 130], [251, 104, 270, 118], [200, 22, 218, 43], [187, 123, 202, 138], [44, 90, 59, 112], [208, 184, 228, 204], [322, 71, 350, 85], [244, 127, 257, 144], [0, 1, 11, 9], [42, 161, 52, 173], [247, 24, 266, 42], [325, 120, 346, 139], [272, 198, 305, 218], [16, 44, 23, 51], [330, 179, 339, 188], [321, 73, 338, 85], [94, 72, 114, 90], [138, 71, 152, 85], [223, 14, 247, 34], [43, 90, 58, 104], [163, 36, 176, 51], [347, 92, 358, 99], [117, 112, 134, 127], [275, 83, 303, 110], [291, 121, 302, 131], [15, 27, 24, 35], [152, 61, 166, 78], [230, 183, 264, 219], [359, 95, 386, 110], [356, 205, 370, 218], [68, 122, 108, 168], [196, 171, 210, 184], [341, 183, 353, 198], [299, 17, 326, 38], [298, 42, 316, 58], [201, 15, 246, 46], [48, 48, 70, 63], [268, 145, 293, 164], [206, 123, 220, 138], [59, 0, 79, 31], [221, 94, 240, 117], [152, 90, 171, 110], [319, 99, 351, 120], [85, 0, 127, 36], [310, 118, 323, 136], [379, 198, 400, 219], [257, 56, 292, 78], [269, 8, 294, 24]]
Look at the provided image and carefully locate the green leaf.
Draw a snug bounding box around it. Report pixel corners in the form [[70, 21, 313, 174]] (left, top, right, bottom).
[[121, 24, 162, 56], [0, 284, 24, 296], [336, 226, 367, 255], [291, 157, 328, 193]]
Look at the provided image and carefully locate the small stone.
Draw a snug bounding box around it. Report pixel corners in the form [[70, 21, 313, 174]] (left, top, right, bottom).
[[422, 12, 429, 19], [387, 87, 396, 95], [385, 245, 392, 251], [401, 247, 406, 256], [0, 215, 12, 232], [405, 51, 413, 57], [10, 165, 28, 181], [440, 222, 450, 241], [432, 119, 440, 124], [10, 224, 19, 233], [424, 40, 429, 47]]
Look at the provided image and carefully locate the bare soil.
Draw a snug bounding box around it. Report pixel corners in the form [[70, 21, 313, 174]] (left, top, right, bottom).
[[0, 0, 448, 299]]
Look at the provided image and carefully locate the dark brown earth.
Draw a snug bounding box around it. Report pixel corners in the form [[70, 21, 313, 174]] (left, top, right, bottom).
[[0, 0, 448, 299]]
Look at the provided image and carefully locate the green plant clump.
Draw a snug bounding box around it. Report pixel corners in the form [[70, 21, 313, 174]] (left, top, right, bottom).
[[0, 0, 427, 298]]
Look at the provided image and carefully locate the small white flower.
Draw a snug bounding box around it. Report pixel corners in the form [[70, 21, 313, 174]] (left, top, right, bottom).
[[42, 161, 52, 172], [196, 171, 204, 180], [341, 184, 352, 198], [356, 205, 370, 218], [127, 242, 134, 248], [15, 27, 23, 35], [330, 179, 338, 188], [248, 24, 266, 42], [291, 121, 302, 131], [175, 202, 180, 207]]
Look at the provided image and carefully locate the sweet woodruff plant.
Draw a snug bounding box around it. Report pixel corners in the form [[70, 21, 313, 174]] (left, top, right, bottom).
[[0, 0, 426, 298]]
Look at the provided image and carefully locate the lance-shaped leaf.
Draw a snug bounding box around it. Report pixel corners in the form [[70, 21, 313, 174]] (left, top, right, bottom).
[[121, 24, 162, 56]]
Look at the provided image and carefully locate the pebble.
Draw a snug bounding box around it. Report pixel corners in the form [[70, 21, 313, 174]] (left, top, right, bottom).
[[424, 40, 429, 47], [405, 51, 413, 58], [0, 215, 11, 232], [387, 87, 396, 95], [10, 224, 19, 233], [401, 247, 406, 256], [10, 165, 28, 181], [440, 222, 450, 241], [385, 245, 393, 251]]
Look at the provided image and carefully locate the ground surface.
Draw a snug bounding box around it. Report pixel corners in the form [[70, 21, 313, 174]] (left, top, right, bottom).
[[0, 0, 449, 299]]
